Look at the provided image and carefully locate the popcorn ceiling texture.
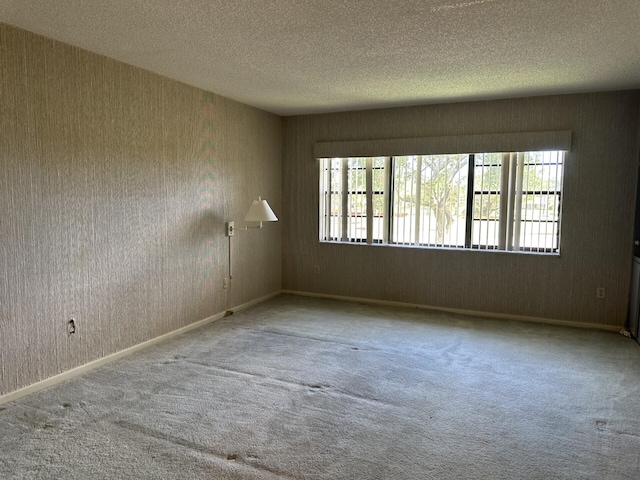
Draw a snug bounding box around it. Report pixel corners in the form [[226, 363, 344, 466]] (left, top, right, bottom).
[[1, 0, 639, 115]]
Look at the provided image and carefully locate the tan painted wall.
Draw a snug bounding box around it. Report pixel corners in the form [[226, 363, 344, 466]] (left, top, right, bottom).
[[283, 92, 640, 326], [0, 24, 282, 396]]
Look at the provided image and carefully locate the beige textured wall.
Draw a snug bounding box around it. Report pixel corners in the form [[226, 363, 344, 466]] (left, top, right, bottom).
[[0, 24, 282, 396], [283, 91, 640, 327]]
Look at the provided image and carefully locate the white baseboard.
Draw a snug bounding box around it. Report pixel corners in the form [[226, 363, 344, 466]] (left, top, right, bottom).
[[282, 290, 622, 332], [2, 289, 622, 405], [0, 291, 281, 406]]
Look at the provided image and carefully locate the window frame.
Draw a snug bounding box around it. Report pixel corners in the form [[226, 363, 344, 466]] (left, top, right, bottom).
[[319, 149, 566, 255]]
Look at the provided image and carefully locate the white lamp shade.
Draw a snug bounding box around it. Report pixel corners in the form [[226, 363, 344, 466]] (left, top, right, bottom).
[[244, 198, 278, 222]]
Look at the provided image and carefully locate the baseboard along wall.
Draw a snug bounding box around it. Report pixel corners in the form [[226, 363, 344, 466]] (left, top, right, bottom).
[[0, 291, 281, 406], [3, 289, 623, 405], [282, 290, 622, 333]]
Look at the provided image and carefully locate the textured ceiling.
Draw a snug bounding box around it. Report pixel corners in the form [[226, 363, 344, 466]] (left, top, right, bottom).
[[1, 0, 639, 115]]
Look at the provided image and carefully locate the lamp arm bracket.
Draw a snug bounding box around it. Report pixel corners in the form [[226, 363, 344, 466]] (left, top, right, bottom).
[[236, 222, 264, 231]]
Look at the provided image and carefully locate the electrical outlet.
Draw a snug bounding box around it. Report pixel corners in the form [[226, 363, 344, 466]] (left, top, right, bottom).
[[313, 265, 320, 274], [596, 287, 605, 299], [223, 277, 229, 289], [226, 222, 234, 236], [67, 319, 76, 336]]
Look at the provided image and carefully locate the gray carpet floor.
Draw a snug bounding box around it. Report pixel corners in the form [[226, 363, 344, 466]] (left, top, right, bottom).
[[1, 294, 639, 479]]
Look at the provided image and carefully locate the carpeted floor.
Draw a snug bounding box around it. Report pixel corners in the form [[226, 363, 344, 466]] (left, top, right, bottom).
[[1, 294, 639, 479]]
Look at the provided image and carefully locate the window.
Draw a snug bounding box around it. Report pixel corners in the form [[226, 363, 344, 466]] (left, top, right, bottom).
[[319, 150, 565, 254], [320, 157, 388, 244]]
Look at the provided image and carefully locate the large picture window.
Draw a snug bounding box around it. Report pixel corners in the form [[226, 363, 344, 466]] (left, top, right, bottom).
[[319, 150, 565, 254]]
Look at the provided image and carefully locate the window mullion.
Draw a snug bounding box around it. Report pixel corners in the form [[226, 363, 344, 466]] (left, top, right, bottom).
[[498, 153, 510, 250], [341, 158, 348, 242], [415, 156, 422, 245], [465, 154, 474, 248], [513, 152, 525, 250], [323, 160, 330, 240], [554, 152, 564, 251], [505, 153, 517, 250], [383, 157, 391, 244], [402, 159, 410, 244], [366, 157, 373, 244], [479, 157, 487, 247]]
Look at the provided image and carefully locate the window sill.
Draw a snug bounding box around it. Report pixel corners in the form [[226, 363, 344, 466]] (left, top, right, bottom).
[[319, 240, 561, 257]]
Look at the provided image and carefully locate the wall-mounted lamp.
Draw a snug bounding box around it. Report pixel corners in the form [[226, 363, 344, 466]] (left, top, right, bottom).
[[225, 197, 278, 286], [226, 197, 278, 236]]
